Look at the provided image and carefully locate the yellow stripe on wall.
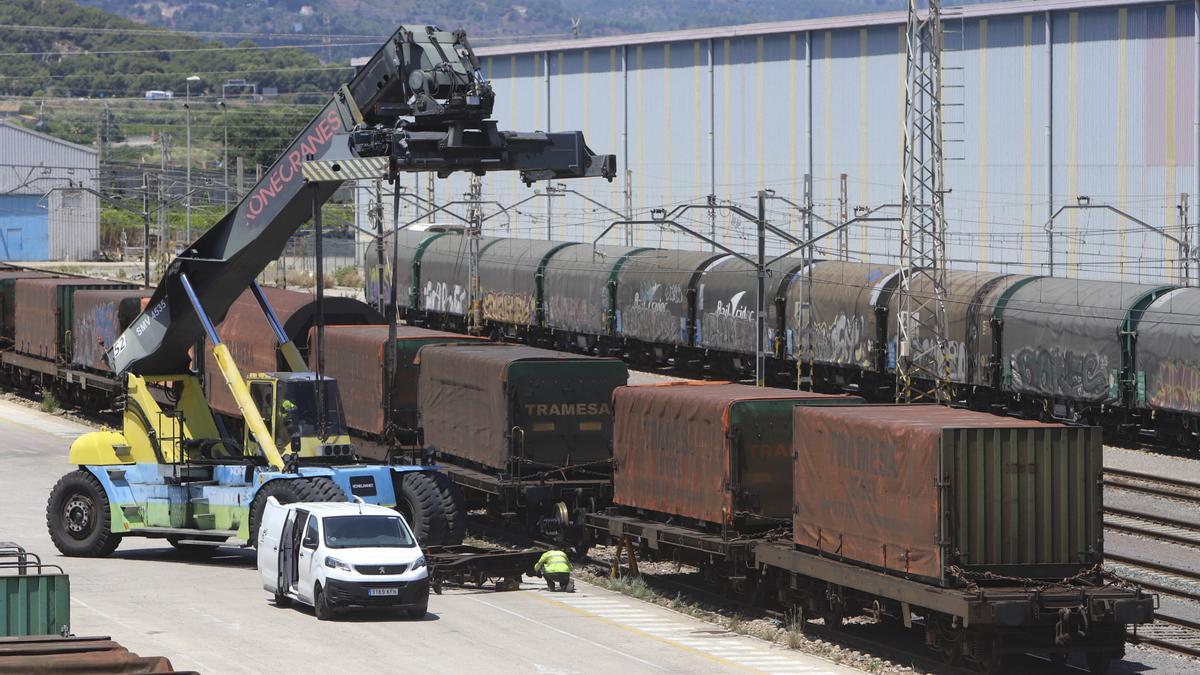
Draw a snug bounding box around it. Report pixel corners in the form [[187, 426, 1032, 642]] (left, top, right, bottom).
[[636, 46, 644, 217], [695, 41, 704, 211], [790, 34, 798, 200], [978, 19, 989, 267], [1067, 12, 1079, 275], [1166, 3, 1178, 282], [756, 37, 765, 190], [663, 43, 672, 235], [1023, 15, 1034, 273], [860, 28, 869, 258], [1117, 9, 1128, 281]]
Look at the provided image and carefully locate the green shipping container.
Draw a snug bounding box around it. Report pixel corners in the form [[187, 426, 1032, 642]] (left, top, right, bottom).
[[1, 569, 70, 637]]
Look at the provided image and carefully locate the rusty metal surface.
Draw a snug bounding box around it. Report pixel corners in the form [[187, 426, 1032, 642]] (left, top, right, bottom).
[[0, 271, 57, 342], [0, 635, 182, 674], [792, 404, 1101, 585], [70, 290, 153, 372], [614, 249, 720, 346], [613, 382, 859, 528], [883, 270, 1017, 384], [314, 324, 483, 438], [785, 261, 897, 369], [14, 278, 127, 361], [418, 343, 627, 473], [479, 239, 578, 327], [206, 285, 382, 417]]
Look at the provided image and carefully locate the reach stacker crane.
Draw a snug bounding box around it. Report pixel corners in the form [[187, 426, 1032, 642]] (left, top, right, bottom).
[[45, 25, 615, 556]]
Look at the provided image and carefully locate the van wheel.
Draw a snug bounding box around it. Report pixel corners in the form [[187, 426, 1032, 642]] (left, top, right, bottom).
[[46, 470, 121, 557], [406, 606, 427, 619], [248, 477, 346, 544], [314, 584, 335, 621], [394, 472, 448, 546]]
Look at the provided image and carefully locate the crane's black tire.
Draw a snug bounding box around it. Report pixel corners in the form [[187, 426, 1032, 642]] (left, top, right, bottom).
[[247, 477, 346, 545], [394, 472, 448, 546], [46, 470, 120, 557], [430, 471, 466, 545]]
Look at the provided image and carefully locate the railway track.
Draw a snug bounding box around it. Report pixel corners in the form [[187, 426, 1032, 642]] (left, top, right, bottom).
[[1102, 467, 1200, 660]]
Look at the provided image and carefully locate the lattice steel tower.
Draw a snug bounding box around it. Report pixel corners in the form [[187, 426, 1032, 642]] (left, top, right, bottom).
[[896, 0, 952, 403]]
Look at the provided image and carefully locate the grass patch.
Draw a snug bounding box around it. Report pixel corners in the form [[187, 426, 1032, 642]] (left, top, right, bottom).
[[599, 575, 656, 601], [39, 390, 59, 413]]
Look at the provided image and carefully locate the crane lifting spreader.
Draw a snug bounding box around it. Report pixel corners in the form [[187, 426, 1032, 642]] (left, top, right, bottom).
[[45, 25, 616, 557]]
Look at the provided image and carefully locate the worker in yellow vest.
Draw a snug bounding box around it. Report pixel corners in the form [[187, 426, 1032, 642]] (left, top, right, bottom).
[[534, 549, 574, 592]]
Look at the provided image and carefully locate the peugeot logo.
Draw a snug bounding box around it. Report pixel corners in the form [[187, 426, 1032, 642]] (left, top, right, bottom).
[[379, 567, 386, 574]]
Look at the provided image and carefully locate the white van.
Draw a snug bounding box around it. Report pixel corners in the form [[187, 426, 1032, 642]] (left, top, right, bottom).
[[257, 497, 430, 620]]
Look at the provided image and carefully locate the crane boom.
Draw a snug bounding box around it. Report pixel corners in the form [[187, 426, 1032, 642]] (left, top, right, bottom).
[[110, 25, 615, 376]]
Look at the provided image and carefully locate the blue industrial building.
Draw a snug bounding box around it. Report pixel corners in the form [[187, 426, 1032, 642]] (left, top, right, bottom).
[[0, 121, 99, 261], [387, 0, 1197, 285]]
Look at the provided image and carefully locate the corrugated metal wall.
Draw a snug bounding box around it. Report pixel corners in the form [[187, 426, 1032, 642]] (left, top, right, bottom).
[[357, 0, 1200, 285], [0, 122, 99, 261]]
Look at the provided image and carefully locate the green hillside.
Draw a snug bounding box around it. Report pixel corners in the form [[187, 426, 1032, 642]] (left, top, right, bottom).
[[0, 0, 348, 99]]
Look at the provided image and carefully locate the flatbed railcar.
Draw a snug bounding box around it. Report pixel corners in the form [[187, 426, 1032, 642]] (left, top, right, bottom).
[[587, 400, 1156, 673]]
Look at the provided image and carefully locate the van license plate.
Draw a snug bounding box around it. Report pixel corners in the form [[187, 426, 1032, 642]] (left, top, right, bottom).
[[368, 588, 399, 597]]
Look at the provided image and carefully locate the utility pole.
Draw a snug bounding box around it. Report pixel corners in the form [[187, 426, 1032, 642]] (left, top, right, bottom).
[[624, 169, 634, 245], [371, 180, 387, 314], [838, 174, 849, 260], [799, 175, 816, 390], [425, 174, 436, 223], [185, 75, 201, 243], [219, 100, 229, 209], [896, 0, 952, 403], [467, 174, 484, 334], [142, 172, 151, 287]]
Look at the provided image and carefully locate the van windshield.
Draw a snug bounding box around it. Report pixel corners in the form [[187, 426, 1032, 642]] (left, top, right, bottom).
[[322, 515, 415, 549]]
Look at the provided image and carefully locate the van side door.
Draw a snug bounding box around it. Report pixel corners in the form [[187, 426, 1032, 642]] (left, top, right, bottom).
[[297, 513, 321, 603]]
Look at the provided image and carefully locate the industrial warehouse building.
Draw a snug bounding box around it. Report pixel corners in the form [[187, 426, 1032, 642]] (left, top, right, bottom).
[[0, 121, 99, 262], [361, 0, 1200, 286]]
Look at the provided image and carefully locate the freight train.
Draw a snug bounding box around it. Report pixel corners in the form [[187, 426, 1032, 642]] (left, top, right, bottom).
[[0, 264, 1152, 671], [366, 230, 1200, 450], [589, 382, 1152, 674]]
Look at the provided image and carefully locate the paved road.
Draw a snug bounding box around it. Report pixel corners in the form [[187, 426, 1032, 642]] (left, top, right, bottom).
[[0, 400, 856, 675]]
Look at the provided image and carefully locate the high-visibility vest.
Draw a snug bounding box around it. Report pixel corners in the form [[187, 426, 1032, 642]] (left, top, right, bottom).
[[535, 550, 572, 574]]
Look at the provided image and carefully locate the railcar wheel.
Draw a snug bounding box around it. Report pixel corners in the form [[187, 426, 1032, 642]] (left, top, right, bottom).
[[46, 470, 120, 557]]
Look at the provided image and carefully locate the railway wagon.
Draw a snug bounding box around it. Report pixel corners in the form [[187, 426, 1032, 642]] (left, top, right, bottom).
[[996, 277, 1172, 426], [478, 239, 579, 341], [613, 249, 722, 366], [0, 270, 58, 344], [412, 234, 506, 331], [70, 289, 153, 373], [13, 278, 135, 362], [203, 286, 382, 422], [784, 261, 897, 396], [611, 382, 862, 534], [1135, 287, 1200, 445], [540, 243, 651, 354], [308, 324, 486, 454], [417, 342, 628, 542], [764, 403, 1151, 671]]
